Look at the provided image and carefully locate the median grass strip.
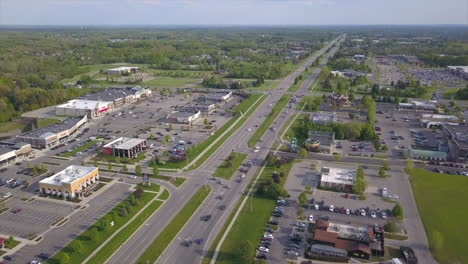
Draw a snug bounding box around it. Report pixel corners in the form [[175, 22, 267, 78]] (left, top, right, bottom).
[[160, 93, 264, 170], [48, 191, 156, 264], [158, 189, 170, 200], [212, 152, 248, 180], [248, 94, 292, 148], [136, 185, 212, 264], [215, 157, 295, 264], [137, 183, 161, 192], [171, 177, 186, 187], [62, 140, 98, 158], [408, 168, 468, 264], [86, 200, 164, 264], [187, 94, 266, 171]]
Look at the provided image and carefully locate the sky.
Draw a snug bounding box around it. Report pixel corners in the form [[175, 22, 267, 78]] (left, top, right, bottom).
[[1, 0, 467, 25]]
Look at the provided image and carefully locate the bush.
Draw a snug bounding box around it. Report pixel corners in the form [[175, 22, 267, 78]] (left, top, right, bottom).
[[392, 203, 404, 220], [384, 221, 398, 233], [120, 207, 128, 217]]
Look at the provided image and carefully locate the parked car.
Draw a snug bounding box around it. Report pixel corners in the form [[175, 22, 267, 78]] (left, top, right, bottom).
[[308, 215, 314, 222]]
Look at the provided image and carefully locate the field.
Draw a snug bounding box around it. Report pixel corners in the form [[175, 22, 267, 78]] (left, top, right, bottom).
[[212, 152, 248, 179], [408, 168, 468, 264], [214, 160, 295, 264], [142, 77, 201, 88], [136, 185, 211, 264], [247, 94, 292, 148], [0, 121, 26, 134], [37, 118, 61, 128], [442, 87, 460, 100]]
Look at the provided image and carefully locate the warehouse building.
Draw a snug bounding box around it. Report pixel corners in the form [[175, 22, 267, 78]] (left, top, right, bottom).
[[14, 116, 87, 149], [0, 143, 32, 168], [443, 125, 468, 163], [305, 131, 336, 154], [319, 167, 356, 192], [39, 165, 99, 198], [56, 99, 114, 119], [167, 111, 201, 125], [107, 66, 140, 75], [102, 137, 147, 159]]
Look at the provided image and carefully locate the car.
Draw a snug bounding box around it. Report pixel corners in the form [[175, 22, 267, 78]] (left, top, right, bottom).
[[12, 209, 22, 214], [287, 250, 299, 256], [200, 215, 212, 221], [308, 215, 314, 221], [128, 175, 137, 179], [218, 205, 226, 210], [314, 204, 320, 210], [3, 255, 13, 261], [37, 253, 50, 260], [272, 212, 282, 217], [381, 212, 387, 219], [253, 149, 259, 153], [370, 211, 377, 218], [30, 261, 42, 264], [269, 220, 279, 225], [360, 209, 366, 216], [329, 205, 334, 212], [345, 209, 350, 215], [296, 222, 306, 227], [256, 253, 267, 259], [264, 233, 274, 239]]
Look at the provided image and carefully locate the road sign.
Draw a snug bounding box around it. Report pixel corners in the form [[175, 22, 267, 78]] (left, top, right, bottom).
[[291, 137, 297, 151], [143, 175, 150, 183]]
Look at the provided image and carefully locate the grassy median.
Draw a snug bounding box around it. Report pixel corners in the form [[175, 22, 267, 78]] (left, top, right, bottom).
[[62, 140, 99, 158], [86, 200, 164, 264], [408, 168, 468, 264], [248, 94, 292, 148], [212, 152, 247, 180], [48, 191, 156, 264], [136, 185, 212, 264]]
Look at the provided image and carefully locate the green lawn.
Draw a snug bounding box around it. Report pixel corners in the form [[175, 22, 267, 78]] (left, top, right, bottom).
[[214, 160, 295, 264], [243, 79, 279, 91], [62, 140, 99, 158], [48, 191, 156, 264], [248, 94, 292, 148], [37, 118, 61, 128], [288, 74, 306, 92], [408, 168, 468, 264], [4, 238, 20, 249], [85, 200, 163, 264], [171, 177, 186, 187], [442, 87, 460, 100], [143, 77, 201, 88], [136, 185, 211, 264], [212, 152, 247, 180], [0, 121, 26, 133], [137, 183, 161, 192], [157, 189, 170, 200]]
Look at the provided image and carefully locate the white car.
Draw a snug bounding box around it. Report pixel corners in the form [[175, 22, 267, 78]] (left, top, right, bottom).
[[258, 246, 269, 253], [128, 175, 137, 179], [329, 205, 334, 212], [264, 234, 274, 239], [345, 209, 350, 215], [370, 211, 377, 218], [240, 174, 246, 178], [308, 215, 314, 222], [296, 222, 306, 227], [254, 149, 259, 153], [314, 204, 320, 210], [381, 212, 387, 219], [287, 250, 299, 256], [360, 209, 366, 216]]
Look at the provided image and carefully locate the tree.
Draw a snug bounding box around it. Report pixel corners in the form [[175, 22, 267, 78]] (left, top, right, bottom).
[[266, 183, 287, 200], [384, 221, 398, 233], [122, 164, 128, 172], [153, 166, 159, 178], [133, 188, 144, 200], [98, 218, 112, 232], [392, 203, 404, 220], [107, 163, 112, 170], [93, 160, 98, 167], [204, 118, 209, 128], [135, 165, 142, 176], [149, 133, 155, 140], [379, 167, 386, 177], [40, 164, 47, 173], [298, 192, 307, 206], [305, 185, 312, 191], [120, 207, 128, 217], [239, 241, 254, 263], [298, 148, 308, 158], [32, 164, 39, 175], [88, 227, 99, 241], [382, 160, 390, 171], [165, 135, 171, 141], [266, 153, 277, 167], [73, 240, 83, 254]]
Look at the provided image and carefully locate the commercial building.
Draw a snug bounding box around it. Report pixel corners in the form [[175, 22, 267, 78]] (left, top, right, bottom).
[[443, 125, 468, 163], [107, 66, 140, 75], [312, 220, 384, 260], [420, 114, 461, 128], [311, 112, 337, 125], [0, 143, 32, 168], [319, 167, 356, 192], [398, 99, 437, 111], [410, 145, 448, 161], [197, 91, 232, 104], [102, 137, 147, 159], [167, 111, 201, 125], [79, 86, 152, 108], [448, 66, 468, 80], [305, 131, 335, 154], [329, 93, 350, 105], [180, 103, 217, 116], [56, 99, 114, 119], [39, 165, 99, 198], [14, 116, 87, 149]]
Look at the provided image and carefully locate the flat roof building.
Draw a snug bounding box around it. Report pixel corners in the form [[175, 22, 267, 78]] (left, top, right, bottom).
[[167, 111, 201, 125], [180, 103, 217, 116], [79, 86, 151, 107], [56, 99, 114, 119], [443, 125, 468, 163], [102, 137, 147, 159], [0, 143, 32, 168], [14, 116, 87, 149], [448, 66, 468, 80], [305, 131, 335, 154], [320, 167, 356, 192], [39, 165, 99, 198], [420, 114, 461, 128], [399, 99, 437, 111], [107, 66, 140, 75], [197, 91, 232, 104], [311, 112, 337, 125]]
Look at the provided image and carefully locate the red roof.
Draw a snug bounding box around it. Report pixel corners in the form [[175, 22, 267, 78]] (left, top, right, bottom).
[[0, 237, 5, 244], [335, 239, 371, 255], [315, 220, 330, 230], [314, 230, 337, 244]]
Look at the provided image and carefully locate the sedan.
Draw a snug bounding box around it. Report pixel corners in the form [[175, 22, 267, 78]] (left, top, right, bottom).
[[370, 211, 377, 218], [258, 247, 269, 253]]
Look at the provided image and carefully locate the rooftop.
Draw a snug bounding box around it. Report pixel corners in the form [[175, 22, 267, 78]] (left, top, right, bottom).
[[80, 86, 148, 102], [321, 167, 356, 185], [169, 111, 200, 119], [311, 112, 337, 123], [307, 131, 335, 147], [40, 165, 97, 186], [108, 66, 139, 71], [0, 147, 15, 155], [444, 125, 468, 148], [327, 222, 372, 243], [57, 99, 113, 110], [103, 137, 146, 150], [17, 116, 85, 139], [421, 114, 459, 122]]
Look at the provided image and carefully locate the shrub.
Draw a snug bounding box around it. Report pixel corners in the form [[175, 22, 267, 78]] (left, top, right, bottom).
[[384, 221, 398, 233]]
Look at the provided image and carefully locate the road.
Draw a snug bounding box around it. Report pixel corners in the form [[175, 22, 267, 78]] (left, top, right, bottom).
[[104, 36, 345, 264]]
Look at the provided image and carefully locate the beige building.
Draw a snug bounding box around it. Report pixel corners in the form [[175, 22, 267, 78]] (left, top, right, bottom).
[[39, 165, 99, 198]]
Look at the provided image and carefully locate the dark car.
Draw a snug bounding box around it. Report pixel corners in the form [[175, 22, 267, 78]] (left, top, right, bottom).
[[269, 220, 279, 225], [200, 215, 212, 221], [38, 253, 50, 260], [256, 253, 267, 259], [218, 205, 226, 210]]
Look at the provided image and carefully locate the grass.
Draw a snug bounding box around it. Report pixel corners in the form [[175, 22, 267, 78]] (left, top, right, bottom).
[[4, 238, 20, 249], [288, 74, 306, 92], [157, 189, 170, 200], [136, 185, 211, 264], [48, 192, 156, 264], [244, 79, 279, 91], [159, 93, 264, 170], [0, 250, 5, 257], [248, 94, 292, 148], [384, 232, 408, 241], [214, 160, 295, 264], [99, 177, 113, 183], [442, 87, 460, 100], [186, 94, 266, 171], [85, 200, 163, 264], [212, 152, 248, 180], [0, 121, 26, 133], [408, 168, 468, 264], [369, 246, 403, 262], [137, 183, 161, 192], [143, 77, 201, 88], [171, 177, 186, 187], [381, 197, 398, 203], [37, 118, 61, 128], [62, 140, 98, 158]]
